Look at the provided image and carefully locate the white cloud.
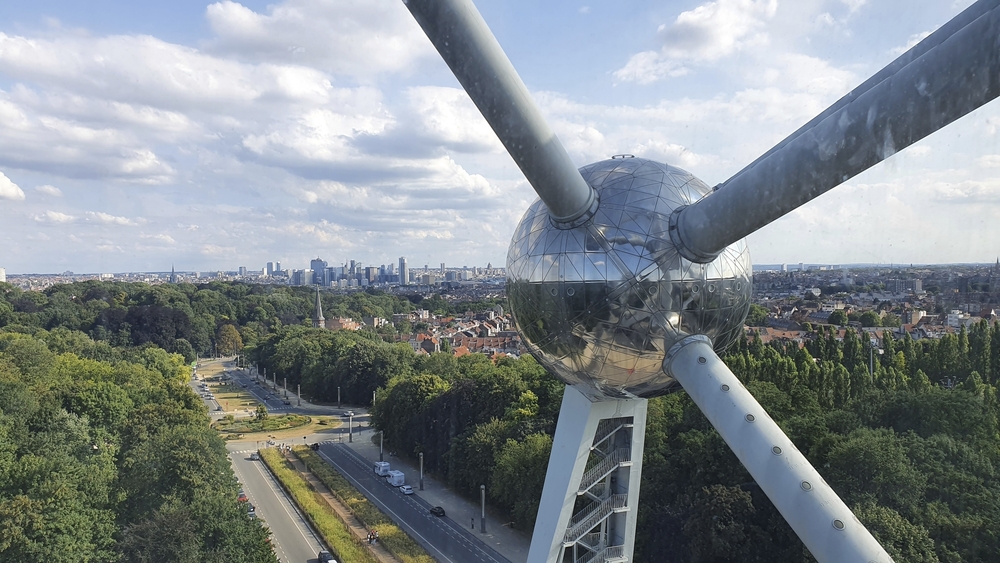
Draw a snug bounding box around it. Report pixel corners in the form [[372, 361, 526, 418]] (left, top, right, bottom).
[[34, 210, 75, 223], [33, 184, 62, 197], [86, 211, 140, 226], [579, 6, 591, 14], [840, 0, 868, 14], [0, 171, 25, 200], [978, 154, 1000, 168], [203, 0, 433, 77]]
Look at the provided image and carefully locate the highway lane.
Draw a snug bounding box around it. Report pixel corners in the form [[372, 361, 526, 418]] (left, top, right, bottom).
[[229, 447, 326, 563], [316, 442, 510, 563]]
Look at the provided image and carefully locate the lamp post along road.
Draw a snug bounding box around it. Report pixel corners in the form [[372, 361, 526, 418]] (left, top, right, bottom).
[[419, 452, 424, 491], [379, 431, 384, 462], [348, 414, 353, 443], [480, 484, 487, 534], [297, 384, 301, 406]]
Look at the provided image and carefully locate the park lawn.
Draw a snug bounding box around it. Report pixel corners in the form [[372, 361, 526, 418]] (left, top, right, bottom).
[[214, 414, 312, 433], [259, 447, 378, 563], [293, 446, 435, 563]]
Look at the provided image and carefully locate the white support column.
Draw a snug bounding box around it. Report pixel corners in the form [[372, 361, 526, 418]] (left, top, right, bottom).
[[528, 385, 646, 563], [664, 336, 893, 563]]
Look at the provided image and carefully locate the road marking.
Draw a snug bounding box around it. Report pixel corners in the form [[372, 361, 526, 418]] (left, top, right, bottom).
[[334, 445, 508, 563], [317, 448, 460, 563]]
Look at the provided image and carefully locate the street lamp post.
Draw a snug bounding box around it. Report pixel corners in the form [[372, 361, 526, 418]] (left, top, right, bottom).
[[284, 377, 287, 399], [297, 384, 301, 406], [349, 413, 353, 443], [419, 452, 424, 491], [379, 431, 384, 462], [337, 386, 341, 409], [480, 484, 486, 533]]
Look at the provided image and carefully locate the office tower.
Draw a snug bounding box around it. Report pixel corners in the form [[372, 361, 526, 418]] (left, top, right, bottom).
[[310, 258, 327, 285], [399, 257, 408, 286], [238, 266, 248, 276], [266, 262, 274, 276], [1, 267, 8, 282], [440, 262, 445, 274], [275, 261, 281, 274]]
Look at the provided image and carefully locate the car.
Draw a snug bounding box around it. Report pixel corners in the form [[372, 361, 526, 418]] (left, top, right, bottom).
[[343, 411, 355, 417], [399, 485, 414, 495], [249, 451, 261, 460], [283, 400, 291, 405], [429, 506, 445, 517], [310, 443, 320, 451], [237, 490, 248, 502], [318, 550, 336, 563], [216, 405, 223, 411], [247, 504, 256, 519]]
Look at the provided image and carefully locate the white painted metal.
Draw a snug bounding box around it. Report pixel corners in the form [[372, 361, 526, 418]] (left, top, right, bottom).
[[402, 0, 597, 224], [664, 336, 893, 563], [528, 385, 646, 563]]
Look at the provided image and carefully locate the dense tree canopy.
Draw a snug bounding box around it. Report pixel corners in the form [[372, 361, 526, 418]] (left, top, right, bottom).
[[0, 314, 276, 560]]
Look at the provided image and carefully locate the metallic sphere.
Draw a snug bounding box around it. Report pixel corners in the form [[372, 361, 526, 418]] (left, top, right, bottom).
[[506, 157, 752, 400]]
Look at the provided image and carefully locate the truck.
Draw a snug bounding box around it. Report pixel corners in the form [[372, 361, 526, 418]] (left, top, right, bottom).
[[386, 470, 405, 487], [374, 461, 391, 476]]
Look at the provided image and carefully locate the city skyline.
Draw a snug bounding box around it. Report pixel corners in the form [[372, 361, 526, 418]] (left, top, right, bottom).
[[1, 1, 998, 273]]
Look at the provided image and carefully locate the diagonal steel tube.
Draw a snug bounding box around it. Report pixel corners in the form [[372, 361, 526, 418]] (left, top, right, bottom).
[[672, 0, 1000, 263], [665, 336, 893, 562], [403, 0, 597, 224]]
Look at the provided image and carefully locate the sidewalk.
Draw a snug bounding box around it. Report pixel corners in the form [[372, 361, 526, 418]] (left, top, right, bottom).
[[281, 449, 400, 563], [344, 427, 531, 563]]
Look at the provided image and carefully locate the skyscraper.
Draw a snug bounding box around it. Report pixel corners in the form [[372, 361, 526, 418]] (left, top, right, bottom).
[[0, 267, 6, 283], [310, 257, 327, 285], [399, 257, 408, 286], [266, 262, 274, 276]]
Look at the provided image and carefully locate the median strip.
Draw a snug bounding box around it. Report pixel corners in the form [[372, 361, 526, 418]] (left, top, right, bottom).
[[259, 447, 380, 563], [292, 446, 436, 563]]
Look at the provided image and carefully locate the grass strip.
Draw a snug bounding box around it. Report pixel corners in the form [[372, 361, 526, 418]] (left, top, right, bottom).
[[293, 446, 436, 563], [259, 447, 378, 563]]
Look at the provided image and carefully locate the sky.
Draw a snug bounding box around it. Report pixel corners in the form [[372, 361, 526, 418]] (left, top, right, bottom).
[[0, 0, 997, 274]]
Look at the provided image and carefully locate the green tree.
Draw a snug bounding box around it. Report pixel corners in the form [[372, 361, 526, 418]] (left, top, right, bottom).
[[828, 310, 848, 326], [216, 324, 243, 356]]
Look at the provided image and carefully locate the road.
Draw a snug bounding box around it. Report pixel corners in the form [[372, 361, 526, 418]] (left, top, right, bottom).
[[192, 358, 333, 563], [230, 447, 327, 563], [316, 441, 511, 563]]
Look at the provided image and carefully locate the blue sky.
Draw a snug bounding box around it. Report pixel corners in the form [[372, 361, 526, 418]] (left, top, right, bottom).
[[0, 0, 996, 274]]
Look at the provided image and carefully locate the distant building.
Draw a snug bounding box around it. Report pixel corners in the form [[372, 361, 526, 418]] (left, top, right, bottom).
[[169, 265, 176, 284], [266, 262, 274, 276], [310, 257, 327, 285], [0, 267, 5, 283], [313, 287, 325, 329], [238, 266, 248, 276], [399, 256, 408, 286]]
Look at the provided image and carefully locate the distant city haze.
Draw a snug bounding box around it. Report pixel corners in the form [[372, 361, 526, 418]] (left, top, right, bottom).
[[0, 1, 996, 272]]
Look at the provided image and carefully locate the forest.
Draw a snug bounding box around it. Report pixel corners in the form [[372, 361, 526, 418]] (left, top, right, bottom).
[[3, 280, 1000, 562], [0, 281, 284, 560]]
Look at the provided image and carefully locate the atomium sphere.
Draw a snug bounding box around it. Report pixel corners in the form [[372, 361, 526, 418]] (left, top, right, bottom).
[[506, 157, 752, 400]]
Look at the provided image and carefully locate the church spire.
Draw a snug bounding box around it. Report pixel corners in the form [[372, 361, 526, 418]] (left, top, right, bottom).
[[169, 264, 177, 284], [313, 287, 326, 329]]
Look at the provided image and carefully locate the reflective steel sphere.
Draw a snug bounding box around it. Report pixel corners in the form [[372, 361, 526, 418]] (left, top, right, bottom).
[[506, 157, 752, 399]]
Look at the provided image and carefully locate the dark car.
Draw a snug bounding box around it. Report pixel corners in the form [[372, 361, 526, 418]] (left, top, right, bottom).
[[310, 443, 320, 451], [318, 550, 336, 562], [429, 506, 446, 517], [283, 400, 291, 405]]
